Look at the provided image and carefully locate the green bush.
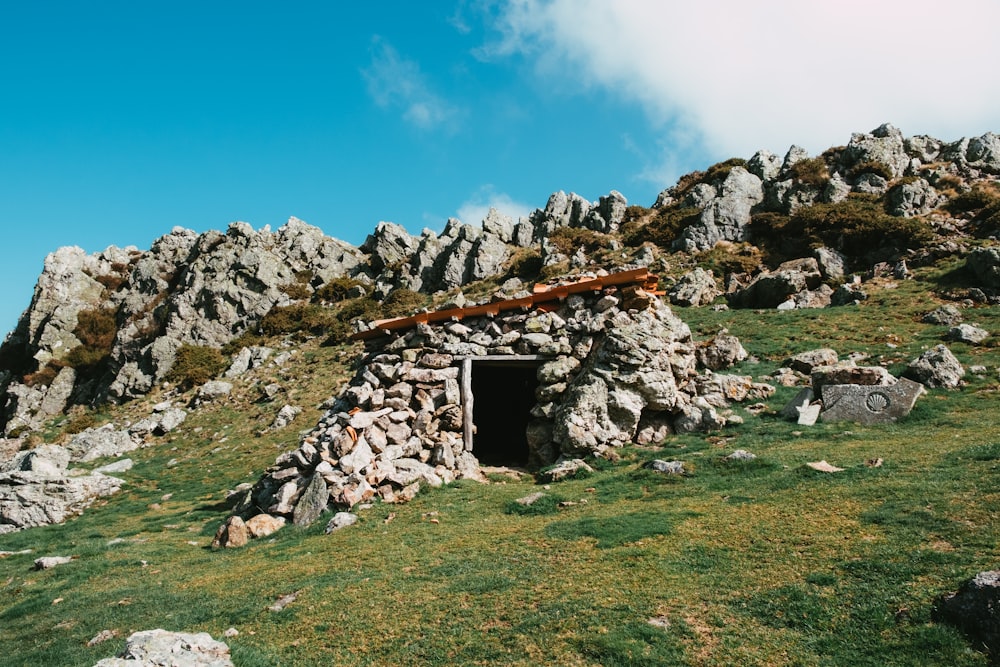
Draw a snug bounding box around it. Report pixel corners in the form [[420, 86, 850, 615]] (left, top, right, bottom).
[[504, 248, 544, 282], [165, 345, 228, 388]]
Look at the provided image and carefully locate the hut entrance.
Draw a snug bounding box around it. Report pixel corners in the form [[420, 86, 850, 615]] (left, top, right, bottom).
[[462, 356, 542, 467]]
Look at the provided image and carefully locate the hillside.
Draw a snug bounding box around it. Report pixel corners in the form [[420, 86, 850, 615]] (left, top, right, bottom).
[[2, 123, 1000, 665]]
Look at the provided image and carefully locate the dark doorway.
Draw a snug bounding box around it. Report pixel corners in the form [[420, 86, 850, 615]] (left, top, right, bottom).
[[470, 361, 539, 466]]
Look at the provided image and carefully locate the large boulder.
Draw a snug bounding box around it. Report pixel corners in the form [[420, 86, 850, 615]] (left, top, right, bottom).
[[967, 247, 1000, 289], [675, 167, 764, 251], [933, 570, 1000, 661], [842, 123, 910, 179], [904, 344, 965, 388], [668, 268, 720, 307]]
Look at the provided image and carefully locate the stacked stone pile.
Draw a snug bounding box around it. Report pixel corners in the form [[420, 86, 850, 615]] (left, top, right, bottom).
[[227, 284, 769, 538]]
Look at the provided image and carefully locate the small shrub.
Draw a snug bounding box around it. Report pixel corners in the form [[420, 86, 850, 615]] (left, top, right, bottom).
[[548, 227, 609, 256], [64, 411, 99, 435], [280, 282, 311, 300], [933, 173, 963, 191], [94, 273, 127, 293], [504, 248, 544, 282], [621, 205, 701, 249], [313, 276, 364, 303], [504, 494, 565, 516], [64, 307, 117, 371], [380, 289, 428, 318], [259, 303, 338, 337], [788, 157, 830, 186], [166, 345, 228, 388], [946, 183, 1000, 236], [695, 243, 763, 277], [23, 363, 61, 388], [703, 157, 748, 183], [622, 205, 651, 224], [849, 160, 893, 181], [751, 194, 932, 261]]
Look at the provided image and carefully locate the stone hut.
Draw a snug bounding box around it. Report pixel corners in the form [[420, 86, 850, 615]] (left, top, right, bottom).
[[233, 269, 767, 528]]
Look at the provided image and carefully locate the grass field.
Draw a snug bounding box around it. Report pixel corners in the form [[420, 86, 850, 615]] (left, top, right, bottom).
[[1, 260, 999, 665]]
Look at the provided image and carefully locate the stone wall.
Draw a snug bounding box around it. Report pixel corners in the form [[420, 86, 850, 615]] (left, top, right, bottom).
[[234, 281, 768, 530]]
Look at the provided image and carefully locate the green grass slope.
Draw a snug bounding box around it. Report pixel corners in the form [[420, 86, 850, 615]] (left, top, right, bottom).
[[1, 259, 999, 666]]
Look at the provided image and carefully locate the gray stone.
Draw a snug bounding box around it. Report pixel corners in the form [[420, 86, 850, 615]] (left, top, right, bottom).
[[324, 511, 358, 533], [813, 247, 847, 283], [820, 378, 925, 424], [93, 459, 134, 475], [669, 268, 720, 307], [779, 388, 814, 420], [967, 247, 1000, 289], [34, 555, 73, 570], [540, 458, 593, 482], [292, 474, 328, 526], [65, 426, 139, 463], [785, 349, 838, 375], [696, 331, 748, 370], [905, 344, 965, 388], [923, 305, 963, 326], [811, 363, 895, 392], [725, 449, 757, 462], [646, 459, 687, 475], [675, 167, 764, 251], [197, 381, 233, 403], [93, 629, 234, 667], [948, 324, 989, 345], [933, 570, 1000, 660], [887, 178, 940, 217]]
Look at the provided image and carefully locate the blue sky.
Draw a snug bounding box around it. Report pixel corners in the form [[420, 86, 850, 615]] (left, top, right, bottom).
[[3, 0, 1000, 338]]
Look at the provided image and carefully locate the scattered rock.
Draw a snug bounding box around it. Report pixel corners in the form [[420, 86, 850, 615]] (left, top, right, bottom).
[[805, 460, 844, 473], [645, 460, 688, 475], [267, 591, 299, 613], [34, 556, 73, 570], [933, 570, 1000, 660], [93, 629, 233, 667], [904, 344, 965, 388], [668, 268, 720, 307], [211, 516, 248, 549], [324, 512, 358, 533], [196, 381, 233, 404], [514, 492, 546, 506], [947, 324, 989, 345], [725, 449, 756, 462], [785, 349, 838, 375], [245, 513, 285, 539], [540, 459, 594, 482], [922, 305, 963, 326]]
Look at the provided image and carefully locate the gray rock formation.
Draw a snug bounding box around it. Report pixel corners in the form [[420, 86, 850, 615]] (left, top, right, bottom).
[[668, 268, 720, 307], [948, 323, 989, 345], [675, 167, 764, 251], [842, 123, 910, 179], [968, 247, 1000, 289], [728, 258, 823, 309], [904, 344, 965, 388], [93, 629, 234, 667]]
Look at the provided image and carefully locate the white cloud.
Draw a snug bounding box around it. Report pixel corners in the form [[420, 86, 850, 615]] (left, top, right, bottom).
[[455, 185, 534, 226], [362, 37, 459, 130], [486, 0, 1000, 161]]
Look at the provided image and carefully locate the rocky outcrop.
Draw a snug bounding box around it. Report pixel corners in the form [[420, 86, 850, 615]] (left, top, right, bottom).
[[674, 167, 764, 252], [0, 443, 126, 533], [904, 344, 965, 388]]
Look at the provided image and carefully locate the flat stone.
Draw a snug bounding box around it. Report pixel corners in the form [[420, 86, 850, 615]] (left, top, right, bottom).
[[820, 378, 925, 424], [779, 388, 814, 419]]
